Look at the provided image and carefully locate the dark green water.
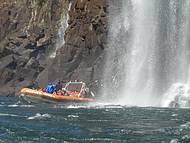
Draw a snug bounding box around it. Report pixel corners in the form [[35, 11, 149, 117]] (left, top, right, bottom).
[[0, 96, 190, 143]]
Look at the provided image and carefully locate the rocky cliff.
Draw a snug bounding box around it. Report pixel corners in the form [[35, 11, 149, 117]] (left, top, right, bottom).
[[0, 0, 108, 95], [45, 0, 108, 94], [0, 0, 70, 95]]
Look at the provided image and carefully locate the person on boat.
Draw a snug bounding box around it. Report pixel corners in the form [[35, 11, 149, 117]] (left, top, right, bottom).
[[27, 80, 39, 89], [46, 83, 55, 94], [55, 80, 62, 92]]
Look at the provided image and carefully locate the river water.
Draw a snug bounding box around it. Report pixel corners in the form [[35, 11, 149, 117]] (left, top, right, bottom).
[[0, 96, 190, 143]]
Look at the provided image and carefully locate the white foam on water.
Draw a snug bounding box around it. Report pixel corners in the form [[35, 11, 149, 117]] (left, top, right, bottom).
[[27, 113, 51, 120], [66, 105, 86, 109], [72, 138, 118, 142], [161, 83, 190, 108], [180, 122, 190, 129], [8, 104, 18, 107], [0, 113, 26, 117], [170, 139, 179, 143], [66, 102, 131, 109], [0, 113, 19, 117], [94, 104, 125, 109], [182, 135, 190, 140], [171, 114, 178, 117], [8, 104, 34, 108], [68, 115, 79, 118]]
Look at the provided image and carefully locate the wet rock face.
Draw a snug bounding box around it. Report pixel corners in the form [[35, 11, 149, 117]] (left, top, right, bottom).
[[0, 0, 108, 95], [46, 0, 108, 93], [0, 0, 70, 95]]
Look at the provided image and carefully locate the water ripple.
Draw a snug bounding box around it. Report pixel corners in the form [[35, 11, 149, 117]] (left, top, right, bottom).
[[27, 113, 51, 120]]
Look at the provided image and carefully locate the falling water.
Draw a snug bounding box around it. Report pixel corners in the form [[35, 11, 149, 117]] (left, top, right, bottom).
[[50, 2, 71, 58], [103, 0, 190, 106]]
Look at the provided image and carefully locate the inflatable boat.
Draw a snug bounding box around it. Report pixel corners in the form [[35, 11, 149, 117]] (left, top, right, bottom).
[[20, 81, 95, 103]]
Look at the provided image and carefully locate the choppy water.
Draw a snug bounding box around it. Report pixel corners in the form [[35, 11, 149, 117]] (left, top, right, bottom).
[[0, 96, 190, 143]]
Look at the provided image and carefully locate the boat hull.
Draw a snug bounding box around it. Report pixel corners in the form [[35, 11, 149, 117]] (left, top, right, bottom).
[[20, 88, 95, 103]]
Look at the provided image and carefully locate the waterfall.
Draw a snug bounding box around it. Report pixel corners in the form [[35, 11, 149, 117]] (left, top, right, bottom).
[[50, 2, 71, 58], [103, 0, 190, 106]]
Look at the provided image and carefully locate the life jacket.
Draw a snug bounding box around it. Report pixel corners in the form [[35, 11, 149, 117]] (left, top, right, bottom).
[[70, 91, 79, 96], [46, 84, 55, 94]]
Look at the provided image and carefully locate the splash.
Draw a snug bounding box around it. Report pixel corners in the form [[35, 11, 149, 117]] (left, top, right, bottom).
[[103, 0, 190, 106], [162, 83, 190, 108], [27, 113, 51, 120]]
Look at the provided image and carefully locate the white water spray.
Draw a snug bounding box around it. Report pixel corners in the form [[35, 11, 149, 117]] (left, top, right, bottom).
[[162, 83, 190, 108], [103, 0, 190, 107]]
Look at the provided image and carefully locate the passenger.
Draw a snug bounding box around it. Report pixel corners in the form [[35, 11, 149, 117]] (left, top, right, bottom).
[[27, 80, 39, 89], [56, 90, 62, 96], [61, 87, 68, 96], [46, 83, 55, 94], [55, 80, 62, 92]]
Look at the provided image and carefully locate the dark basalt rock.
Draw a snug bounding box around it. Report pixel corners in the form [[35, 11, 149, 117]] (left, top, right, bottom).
[[0, 47, 12, 59], [17, 32, 28, 39], [0, 55, 15, 69], [25, 57, 39, 69], [43, 0, 108, 94], [0, 0, 70, 95], [0, 0, 108, 95], [0, 68, 14, 85], [23, 42, 36, 49]]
